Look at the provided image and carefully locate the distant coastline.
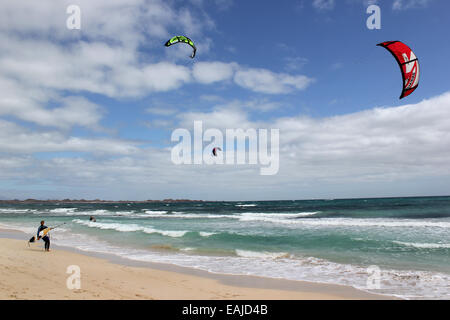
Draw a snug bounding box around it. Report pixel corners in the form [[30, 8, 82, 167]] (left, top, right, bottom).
[[0, 199, 205, 204], [1, 195, 449, 204]]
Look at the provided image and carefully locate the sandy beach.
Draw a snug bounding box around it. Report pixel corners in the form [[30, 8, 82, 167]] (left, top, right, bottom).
[[0, 234, 390, 300]]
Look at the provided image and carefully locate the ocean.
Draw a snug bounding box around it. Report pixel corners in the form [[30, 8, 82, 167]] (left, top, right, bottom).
[[1, 196, 449, 299]]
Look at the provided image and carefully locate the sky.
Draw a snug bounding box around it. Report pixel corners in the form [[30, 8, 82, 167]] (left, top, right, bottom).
[[1, 0, 450, 200]]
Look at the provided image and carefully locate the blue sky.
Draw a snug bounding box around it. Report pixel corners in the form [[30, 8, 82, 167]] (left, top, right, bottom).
[[105, 0, 450, 135], [1, 0, 450, 200]]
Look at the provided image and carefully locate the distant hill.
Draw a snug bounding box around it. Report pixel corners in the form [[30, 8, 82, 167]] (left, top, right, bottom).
[[0, 199, 204, 204]]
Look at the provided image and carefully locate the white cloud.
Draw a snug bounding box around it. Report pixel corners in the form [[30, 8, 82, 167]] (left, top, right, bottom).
[[214, 0, 235, 11], [200, 95, 224, 102], [210, 99, 283, 113], [0, 120, 139, 155], [178, 106, 254, 131], [191, 61, 314, 94], [192, 62, 238, 84], [0, 0, 207, 129], [4, 92, 450, 200], [244, 99, 283, 112], [0, 36, 192, 98], [168, 91, 450, 197], [331, 62, 343, 70], [0, 0, 209, 46], [234, 68, 314, 94], [0, 78, 104, 129], [274, 92, 450, 180], [284, 56, 309, 71], [0, 0, 315, 134], [392, 0, 433, 10], [143, 119, 174, 128], [0, 0, 312, 132], [2, 92, 450, 200], [312, 0, 336, 10]]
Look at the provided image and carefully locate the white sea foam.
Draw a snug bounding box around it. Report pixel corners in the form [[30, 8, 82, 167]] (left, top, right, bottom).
[[82, 209, 111, 215], [121, 248, 450, 300], [235, 249, 290, 259], [299, 218, 450, 228], [72, 219, 188, 238], [112, 211, 135, 216], [142, 210, 168, 215], [144, 228, 187, 237], [239, 212, 319, 222], [0, 208, 38, 214], [52, 209, 135, 216], [133, 211, 318, 221], [393, 241, 450, 249], [129, 211, 323, 223], [49, 208, 77, 213], [0, 222, 36, 234], [236, 204, 257, 207], [245, 217, 450, 228], [199, 232, 217, 237], [132, 213, 238, 219]]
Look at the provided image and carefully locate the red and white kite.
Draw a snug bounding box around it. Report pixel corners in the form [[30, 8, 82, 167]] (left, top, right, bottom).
[[377, 41, 420, 99]]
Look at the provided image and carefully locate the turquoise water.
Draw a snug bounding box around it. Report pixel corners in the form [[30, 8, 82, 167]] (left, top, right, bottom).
[[1, 197, 449, 299]]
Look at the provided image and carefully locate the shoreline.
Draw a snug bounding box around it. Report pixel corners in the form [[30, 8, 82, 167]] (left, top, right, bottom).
[[0, 228, 393, 300]]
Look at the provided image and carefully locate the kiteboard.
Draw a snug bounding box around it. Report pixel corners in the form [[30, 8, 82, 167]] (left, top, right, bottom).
[[39, 227, 51, 238]]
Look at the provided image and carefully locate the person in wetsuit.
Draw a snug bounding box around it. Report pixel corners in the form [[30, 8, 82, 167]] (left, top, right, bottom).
[[37, 220, 51, 251]]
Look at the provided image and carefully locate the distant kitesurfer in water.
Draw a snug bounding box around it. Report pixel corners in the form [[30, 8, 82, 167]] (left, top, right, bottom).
[[89, 216, 96, 222], [37, 220, 52, 252]]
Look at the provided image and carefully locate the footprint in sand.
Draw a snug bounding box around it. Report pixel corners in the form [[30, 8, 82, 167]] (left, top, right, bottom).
[[73, 289, 87, 294]]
